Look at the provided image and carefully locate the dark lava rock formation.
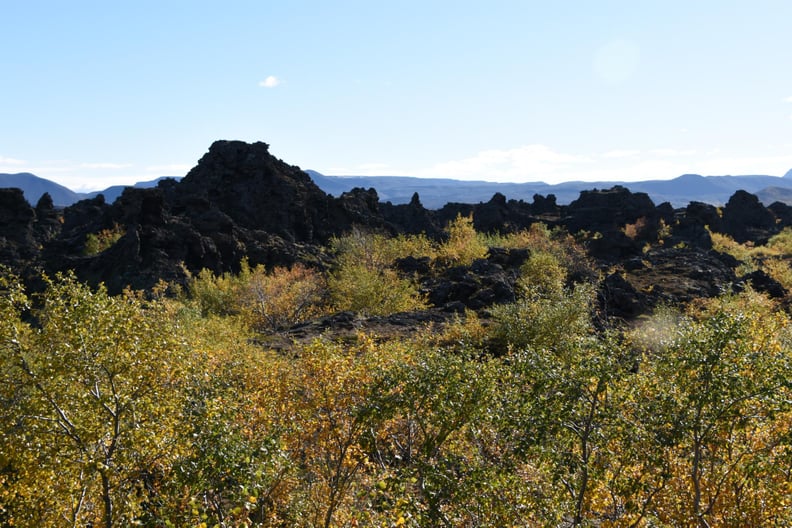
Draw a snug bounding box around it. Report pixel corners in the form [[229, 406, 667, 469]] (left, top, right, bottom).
[[2, 140, 791, 322]]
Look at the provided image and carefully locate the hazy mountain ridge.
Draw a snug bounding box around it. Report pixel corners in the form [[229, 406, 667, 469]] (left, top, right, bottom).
[[4, 169, 792, 209], [0, 172, 82, 206], [80, 176, 183, 204], [307, 170, 792, 209], [0, 173, 181, 207]]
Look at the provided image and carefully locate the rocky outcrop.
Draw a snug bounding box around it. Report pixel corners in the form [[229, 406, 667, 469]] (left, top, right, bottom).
[[768, 201, 792, 226], [424, 257, 519, 312], [379, 193, 443, 237], [667, 202, 717, 249], [174, 140, 324, 240], [611, 247, 739, 310], [564, 186, 658, 235], [739, 269, 787, 299], [720, 190, 777, 243], [35, 141, 395, 291], [0, 188, 37, 264]]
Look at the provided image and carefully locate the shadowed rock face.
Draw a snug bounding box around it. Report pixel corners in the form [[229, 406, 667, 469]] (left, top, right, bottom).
[[1, 140, 791, 318], [721, 190, 776, 243], [174, 141, 330, 241], [564, 186, 658, 235], [0, 188, 37, 263]]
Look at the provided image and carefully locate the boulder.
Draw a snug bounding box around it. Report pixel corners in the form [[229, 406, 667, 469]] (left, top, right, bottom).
[[720, 190, 776, 243], [0, 188, 37, 263]]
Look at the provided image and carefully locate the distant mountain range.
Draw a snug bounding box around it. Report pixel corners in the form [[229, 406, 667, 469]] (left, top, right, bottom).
[[307, 169, 792, 208], [0, 173, 182, 207], [3, 168, 792, 209], [0, 173, 84, 206]]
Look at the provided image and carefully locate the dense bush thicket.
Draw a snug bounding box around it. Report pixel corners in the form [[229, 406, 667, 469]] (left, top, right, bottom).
[[711, 225, 792, 290], [3, 220, 792, 527]]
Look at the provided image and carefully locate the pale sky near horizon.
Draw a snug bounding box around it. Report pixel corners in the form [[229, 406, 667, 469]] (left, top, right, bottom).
[[2, 1, 792, 191]]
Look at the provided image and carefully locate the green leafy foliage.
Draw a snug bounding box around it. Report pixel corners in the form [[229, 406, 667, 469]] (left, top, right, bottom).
[[436, 213, 489, 266], [0, 272, 187, 527], [327, 230, 427, 316], [486, 222, 596, 283], [628, 292, 792, 526], [184, 260, 328, 330], [490, 282, 596, 353], [497, 336, 632, 525], [83, 223, 126, 256], [238, 262, 327, 331], [184, 266, 243, 317], [517, 249, 567, 298], [708, 227, 792, 289]]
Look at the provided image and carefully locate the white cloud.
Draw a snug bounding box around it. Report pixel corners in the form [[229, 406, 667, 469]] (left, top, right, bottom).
[[382, 145, 792, 185], [358, 163, 390, 171], [649, 148, 696, 157], [0, 156, 26, 165], [145, 163, 192, 174], [681, 153, 792, 177], [258, 75, 281, 88], [412, 145, 592, 182], [324, 163, 393, 176], [602, 149, 640, 159], [784, 96, 792, 103], [80, 162, 132, 169]]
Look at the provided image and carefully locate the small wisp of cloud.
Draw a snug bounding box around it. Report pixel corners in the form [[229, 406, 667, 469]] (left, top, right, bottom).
[[0, 155, 26, 165], [146, 163, 192, 174], [80, 162, 132, 169], [649, 148, 696, 157], [602, 149, 640, 159], [259, 75, 281, 88], [415, 145, 592, 182]]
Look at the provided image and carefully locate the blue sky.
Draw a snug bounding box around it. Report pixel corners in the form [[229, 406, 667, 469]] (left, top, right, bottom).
[[2, 1, 792, 191]]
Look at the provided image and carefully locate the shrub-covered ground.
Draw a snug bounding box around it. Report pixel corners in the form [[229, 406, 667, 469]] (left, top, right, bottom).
[[3, 218, 792, 527]]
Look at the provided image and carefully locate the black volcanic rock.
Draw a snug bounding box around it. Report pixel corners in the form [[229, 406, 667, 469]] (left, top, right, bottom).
[[172, 140, 387, 244], [587, 229, 643, 260], [667, 202, 716, 250], [0, 188, 37, 263], [175, 140, 331, 242], [602, 272, 645, 318], [425, 257, 516, 310], [530, 193, 559, 215], [627, 247, 739, 305], [379, 195, 442, 237], [739, 269, 786, 299], [720, 190, 776, 243], [564, 186, 658, 236], [768, 201, 792, 226], [34, 193, 62, 239], [38, 141, 391, 291]]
